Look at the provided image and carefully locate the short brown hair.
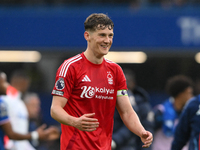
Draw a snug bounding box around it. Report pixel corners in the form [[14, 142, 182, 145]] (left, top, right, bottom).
[[84, 13, 114, 31]]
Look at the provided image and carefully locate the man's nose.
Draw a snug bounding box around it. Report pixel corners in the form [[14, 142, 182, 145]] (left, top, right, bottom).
[[104, 36, 111, 43]]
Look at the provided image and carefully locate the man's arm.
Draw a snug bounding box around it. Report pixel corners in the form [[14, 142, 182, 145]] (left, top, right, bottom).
[[50, 95, 99, 132], [2, 121, 52, 141], [171, 100, 192, 150], [2, 122, 31, 140], [112, 109, 135, 148], [116, 95, 153, 148]]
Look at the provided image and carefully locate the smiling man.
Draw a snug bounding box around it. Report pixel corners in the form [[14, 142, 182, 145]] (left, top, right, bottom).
[[50, 13, 153, 150]]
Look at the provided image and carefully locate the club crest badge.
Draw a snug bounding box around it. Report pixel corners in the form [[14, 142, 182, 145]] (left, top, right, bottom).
[[56, 78, 65, 90], [107, 71, 113, 85]]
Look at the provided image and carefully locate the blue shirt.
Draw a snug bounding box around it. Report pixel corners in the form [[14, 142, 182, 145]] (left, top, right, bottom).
[[0, 97, 9, 150], [154, 98, 181, 136], [171, 95, 200, 150]]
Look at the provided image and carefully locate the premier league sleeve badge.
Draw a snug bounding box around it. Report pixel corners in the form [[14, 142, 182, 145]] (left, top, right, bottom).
[[52, 78, 65, 96], [56, 78, 65, 90]]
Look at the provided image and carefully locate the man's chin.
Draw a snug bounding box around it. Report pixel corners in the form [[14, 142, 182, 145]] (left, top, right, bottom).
[[103, 49, 110, 55]]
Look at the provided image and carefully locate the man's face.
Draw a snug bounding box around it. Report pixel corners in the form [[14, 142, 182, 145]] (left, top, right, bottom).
[[178, 86, 193, 106], [26, 97, 41, 119], [182, 87, 193, 103], [20, 78, 30, 93], [125, 74, 135, 90], [87, 27, 114, 57]]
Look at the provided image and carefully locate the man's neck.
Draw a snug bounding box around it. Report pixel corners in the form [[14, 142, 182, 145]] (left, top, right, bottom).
[[84, 49, 104, 64]]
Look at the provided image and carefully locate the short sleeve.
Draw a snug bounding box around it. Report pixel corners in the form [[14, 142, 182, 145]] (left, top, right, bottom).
[[116, 65, 127, 91], [0, 99, 9, 125], [52, 61, 75, 100]]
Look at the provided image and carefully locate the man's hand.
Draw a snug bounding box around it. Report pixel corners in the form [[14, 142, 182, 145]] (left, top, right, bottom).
[[44, 126, 60, 140], [141, 131, 153, 148], [73, 113, 99, 132], [36, 124, 48, 140], [36, 124, 61, 141]]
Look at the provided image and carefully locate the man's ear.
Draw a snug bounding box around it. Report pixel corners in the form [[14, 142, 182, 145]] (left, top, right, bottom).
[[84, 31, 90, 41]]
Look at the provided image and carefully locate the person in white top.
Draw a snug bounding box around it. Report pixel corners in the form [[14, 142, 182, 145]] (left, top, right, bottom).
[[2, 70, 34, 150], [2, 70, 59, 150]]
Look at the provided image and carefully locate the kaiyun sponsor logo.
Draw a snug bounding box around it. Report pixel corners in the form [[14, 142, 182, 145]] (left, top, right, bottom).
[[80, 86, 114, 99]]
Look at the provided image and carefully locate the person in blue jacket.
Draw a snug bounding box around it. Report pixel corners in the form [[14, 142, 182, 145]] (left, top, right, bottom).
[[152, 75, 194, 150], [171, 94, 200, 150], [112, 69, 154, 150]]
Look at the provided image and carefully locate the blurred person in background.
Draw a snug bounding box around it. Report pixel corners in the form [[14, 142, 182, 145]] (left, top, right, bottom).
[[24, 92, 60, 150], [0, 71, 56, 150], [1, 69, 59, 150], [152, 75, 194, 150], [171, 94, 200, 150], [50, 13, 153, 150], [112, 69, 154, 150]]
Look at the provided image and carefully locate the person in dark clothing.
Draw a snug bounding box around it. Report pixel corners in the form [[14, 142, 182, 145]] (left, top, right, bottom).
[[152, 75, 194, 150], [171, 94, 200, 150], [112, 69, 154, 150], [24, 92, 60, 150]]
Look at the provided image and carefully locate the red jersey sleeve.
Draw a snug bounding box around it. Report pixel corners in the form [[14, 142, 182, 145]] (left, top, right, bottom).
[[116, 64, 127, 90], [51, 60, 76, 100]]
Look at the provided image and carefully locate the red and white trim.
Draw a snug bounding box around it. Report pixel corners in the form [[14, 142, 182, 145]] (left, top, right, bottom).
[[104, 58, 115, 64], [59, 54, 82, 77]]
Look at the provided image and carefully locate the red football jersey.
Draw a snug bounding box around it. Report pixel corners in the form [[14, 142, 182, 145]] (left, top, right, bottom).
[[52, 52, 127, 150]]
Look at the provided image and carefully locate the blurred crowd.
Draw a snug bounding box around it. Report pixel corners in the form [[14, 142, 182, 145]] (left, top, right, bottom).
[[1, 67, 200, 149], [0, 70, 60, 150], [0, 0, 200, 10]]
